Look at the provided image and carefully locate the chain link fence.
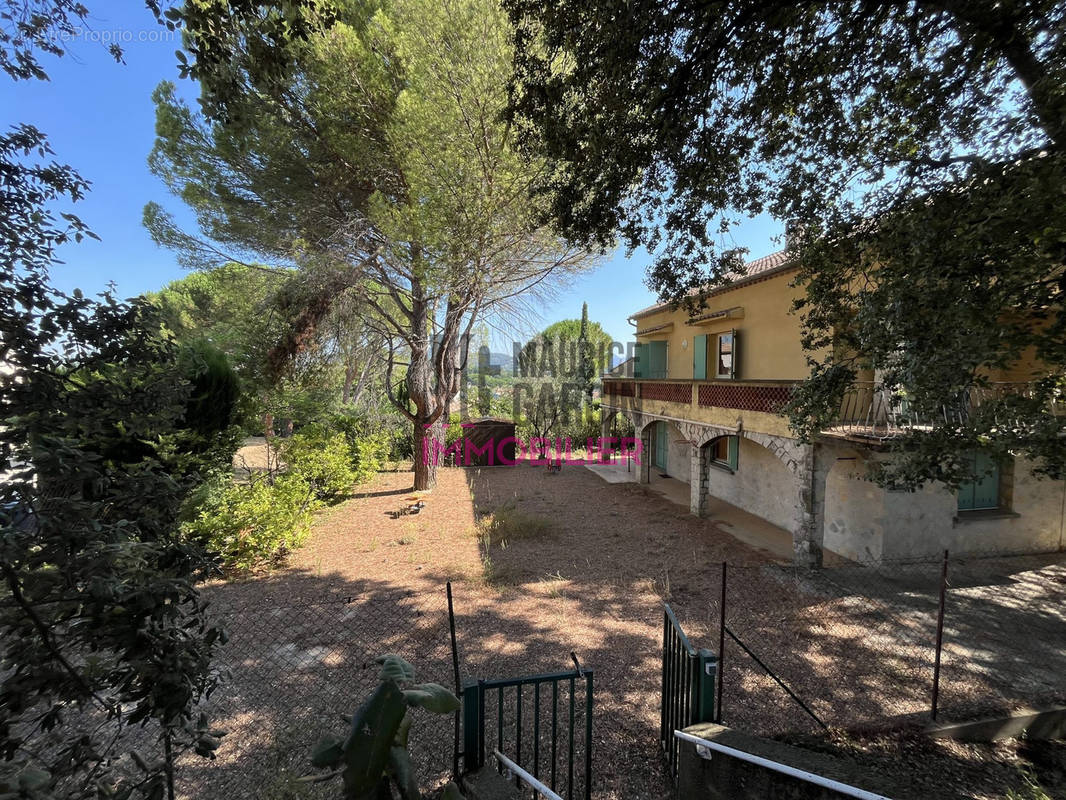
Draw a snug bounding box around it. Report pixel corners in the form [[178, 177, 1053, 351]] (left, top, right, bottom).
[[112, 549, 1064, 798], [668, 550, 1066, 738], [170, 584, 459, 799]]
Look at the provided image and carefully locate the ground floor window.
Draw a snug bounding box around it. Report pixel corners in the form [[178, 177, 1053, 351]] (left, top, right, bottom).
[[957, 451, 1005, 512], [710, 435, 739, 472]]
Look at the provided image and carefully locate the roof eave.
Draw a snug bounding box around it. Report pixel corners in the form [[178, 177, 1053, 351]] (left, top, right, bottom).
[[630, 259, 798, 320]]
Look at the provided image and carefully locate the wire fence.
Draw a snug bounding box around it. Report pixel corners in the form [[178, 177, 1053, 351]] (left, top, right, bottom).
[[668, 550, 1066, 739], [108, 549, 1064, 798], [169, 584, 459, 800]]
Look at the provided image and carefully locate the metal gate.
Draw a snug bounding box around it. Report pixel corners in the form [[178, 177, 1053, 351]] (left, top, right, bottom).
[[661, 603, 716, 778], [461, 666, 594, 800]]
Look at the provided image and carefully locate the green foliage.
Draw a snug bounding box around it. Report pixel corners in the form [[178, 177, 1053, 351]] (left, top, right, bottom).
[[328, 413, 400, 475], [307, 654, 464, 800], [179, 338, 245, 475], [280, 426, 358, 500], [149, 263, 351, 432], [149, 0, 596, 490], [183, 473, 319, 571], [0, 286, 228, 797], [351, 435, 389, 484], [508, 0, 1066, 485], [517, 316, 614, 380]]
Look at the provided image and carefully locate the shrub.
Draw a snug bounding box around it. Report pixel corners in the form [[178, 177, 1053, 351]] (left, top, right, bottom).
[[280, 425, 358, 500], [329, 412, 411, 462], [352, 433, 388, 484], [183, 473, 319, 571]]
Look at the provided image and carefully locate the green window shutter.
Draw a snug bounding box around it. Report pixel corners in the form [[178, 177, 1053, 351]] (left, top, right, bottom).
[[633, 343, 646, 378], [971, 452, 1000, 510], [693, 334, 707, 380], [655, 421, 669, 469], [958, 452, 1000, 511], [957, 479, 975, 511], [727, 435, 739, 471], [648, 340, 668, 378], [729, 329, 739, 379]]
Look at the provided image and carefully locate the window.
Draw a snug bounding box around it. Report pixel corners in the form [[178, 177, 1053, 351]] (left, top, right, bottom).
[[634, 340, 668, 379], [710, 435, 739, 471], [957, 451, 1002, 512], [715, 331, 737, 379]]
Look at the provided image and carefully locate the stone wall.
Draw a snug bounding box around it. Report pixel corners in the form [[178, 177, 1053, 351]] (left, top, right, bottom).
[[703, 436, 798, 533], [821, 444, 1066, 561]]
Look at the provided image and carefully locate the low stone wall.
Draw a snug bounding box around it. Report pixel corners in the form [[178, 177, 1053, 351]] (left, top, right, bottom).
[[678, 723, 900, 800]]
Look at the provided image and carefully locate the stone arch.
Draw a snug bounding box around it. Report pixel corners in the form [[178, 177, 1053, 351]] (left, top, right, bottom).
[[676, 420, 811, 478], [694, 431, 807, 534]]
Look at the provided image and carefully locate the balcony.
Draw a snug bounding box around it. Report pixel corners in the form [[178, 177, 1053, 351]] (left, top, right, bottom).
[[601, 378, 799, 416], [826, 381, 1064, 440], [601, 378, 1063, 439]]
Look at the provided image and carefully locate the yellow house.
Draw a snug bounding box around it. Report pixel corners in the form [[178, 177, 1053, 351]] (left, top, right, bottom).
[[602, 250, 1066, 565]]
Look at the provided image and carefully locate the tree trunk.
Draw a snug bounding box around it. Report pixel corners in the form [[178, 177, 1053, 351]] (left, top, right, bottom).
[[412, 420, 445, 490], [342, 363, 356, 404]]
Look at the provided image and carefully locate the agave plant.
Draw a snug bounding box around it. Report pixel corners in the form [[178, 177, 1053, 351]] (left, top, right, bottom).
[[306, 654, 466, 800]]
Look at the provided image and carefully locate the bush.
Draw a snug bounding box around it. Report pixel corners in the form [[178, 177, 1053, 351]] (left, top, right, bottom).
[[329, 412, 411, 462], [280, 425, 358, 500], [352, 433, 388, 483], [183, 473, 319, 571]]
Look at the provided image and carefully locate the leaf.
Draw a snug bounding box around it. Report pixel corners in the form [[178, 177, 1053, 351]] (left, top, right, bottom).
[[340, 681, 408, 796], [376, 654, 415, 683], [388, 746, 420, 800], [311, 733, 345, 769], [403, 683, 460, 714], [394, 715, 412, 749]]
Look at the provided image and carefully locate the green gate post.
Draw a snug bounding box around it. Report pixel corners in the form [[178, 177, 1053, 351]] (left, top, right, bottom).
[[694, 649, 717, 724], [462, 681, 481, 772]]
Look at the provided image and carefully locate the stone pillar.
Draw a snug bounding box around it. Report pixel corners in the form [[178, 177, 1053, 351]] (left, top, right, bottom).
[[792, 442, 829, 568], [689, 443, 708, 516]]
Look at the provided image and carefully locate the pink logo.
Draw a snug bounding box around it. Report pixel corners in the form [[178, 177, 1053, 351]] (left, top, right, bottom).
[[421, 435, 643, 466]]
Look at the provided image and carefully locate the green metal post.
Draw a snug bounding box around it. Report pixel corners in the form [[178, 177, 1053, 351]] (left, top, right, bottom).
[[695, 649, 717, 724], [462, 681, 481, 772], [584, 672, 594, 800]]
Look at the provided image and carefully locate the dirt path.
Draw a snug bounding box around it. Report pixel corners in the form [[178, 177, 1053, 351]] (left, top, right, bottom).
[[187, 464, 1065, 800], [191, 465, 769, 799]]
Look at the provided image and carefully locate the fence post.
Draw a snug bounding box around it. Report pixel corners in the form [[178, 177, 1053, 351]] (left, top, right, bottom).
[[931, 549, 949, 721], [447, 582, 462, 783], [716, 561, 727, 723], [694, 649, 717, 724], [584, 671, 594, 800], [462, 681, 481, 772]]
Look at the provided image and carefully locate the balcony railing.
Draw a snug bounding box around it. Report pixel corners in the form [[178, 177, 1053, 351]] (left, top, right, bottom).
[[602, 378, 799, 415], [827, 381, 1064, 439], [601, 378, 1063, 438]]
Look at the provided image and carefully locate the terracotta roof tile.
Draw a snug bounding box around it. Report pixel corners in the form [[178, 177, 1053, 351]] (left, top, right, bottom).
[[630, 249, 794, 319]]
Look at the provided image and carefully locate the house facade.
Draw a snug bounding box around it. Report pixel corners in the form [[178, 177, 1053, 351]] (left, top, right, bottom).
[[601, 251, 1066, 565]]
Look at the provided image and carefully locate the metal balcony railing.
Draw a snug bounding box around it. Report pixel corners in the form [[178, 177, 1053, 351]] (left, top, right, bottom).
[[601, 378, 1062, 439], [826, 381, 1063, 439]]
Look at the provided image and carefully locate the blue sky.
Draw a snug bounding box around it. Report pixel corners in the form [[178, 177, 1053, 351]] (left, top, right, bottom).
[[3, 0, 783, 348]]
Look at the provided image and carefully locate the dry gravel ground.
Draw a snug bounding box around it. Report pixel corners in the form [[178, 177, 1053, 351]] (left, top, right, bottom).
[[183, 463, 1065, 800]]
